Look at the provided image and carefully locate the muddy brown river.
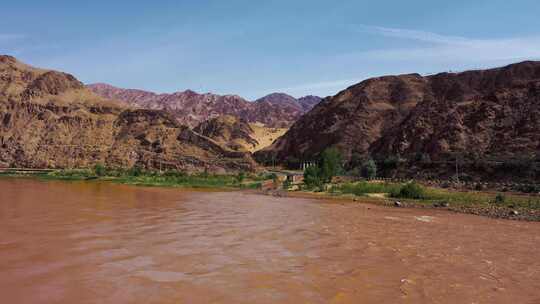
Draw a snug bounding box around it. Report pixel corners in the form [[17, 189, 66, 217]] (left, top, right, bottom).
[[1, 178, 540, 303]]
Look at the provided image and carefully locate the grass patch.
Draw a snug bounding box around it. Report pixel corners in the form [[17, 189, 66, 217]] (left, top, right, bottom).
[[333, 180, 540, 210], [338, 181, 402, 196]]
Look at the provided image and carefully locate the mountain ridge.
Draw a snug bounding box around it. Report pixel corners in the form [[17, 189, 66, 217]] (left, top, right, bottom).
[[87, 83, 321, 128], [255, 60, 540, 181], [0, 55, 257, 172]]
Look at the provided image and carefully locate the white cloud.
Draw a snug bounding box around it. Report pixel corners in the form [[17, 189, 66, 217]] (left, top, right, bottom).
[[357, 25, 472, 45], [355, 25, 540, 62], [274, 26, 540, 97]]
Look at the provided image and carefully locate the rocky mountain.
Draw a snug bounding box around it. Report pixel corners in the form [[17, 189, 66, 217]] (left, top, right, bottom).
[[256, 61, 540, 181], [298, 95, 323, 112], [193, 116, 289, 153], [194, 116, 259, 152], [0, 55, 256, 172], [254, 93, 303, 111], [88, 84, 321, 128]]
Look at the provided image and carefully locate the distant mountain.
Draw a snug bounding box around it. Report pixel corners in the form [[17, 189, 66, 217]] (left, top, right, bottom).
[[0, 55, 257, 172], [88, 84, 321, 128], [255, 92, 303, 111], [255, 61, 540, 181], [298, 95, 323, 112]]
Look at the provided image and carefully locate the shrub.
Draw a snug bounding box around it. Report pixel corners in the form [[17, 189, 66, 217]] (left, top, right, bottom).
[[494, 193, 506, 204], [127, 165, 143, 177], [391, 182, 425, 199], [304, 166, 322, 189], [94, 163, 106, 177]]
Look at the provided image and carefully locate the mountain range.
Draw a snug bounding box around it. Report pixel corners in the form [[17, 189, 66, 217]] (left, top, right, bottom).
[[2, 54, 539, 181], [87, 83, 322, 128], [0, 55, 256, 172]]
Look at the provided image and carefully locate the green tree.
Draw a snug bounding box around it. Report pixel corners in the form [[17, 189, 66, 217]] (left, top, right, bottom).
[[320, 148, 343, 182], [304, 166, 322, 189], [361, 158, 377, 178]]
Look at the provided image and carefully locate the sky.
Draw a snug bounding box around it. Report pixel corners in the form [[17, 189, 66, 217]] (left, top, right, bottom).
[[1, 0, 540, 100]]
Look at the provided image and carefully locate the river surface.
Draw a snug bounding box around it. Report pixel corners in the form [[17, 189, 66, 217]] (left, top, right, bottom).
[[1, 178, 540, 303]]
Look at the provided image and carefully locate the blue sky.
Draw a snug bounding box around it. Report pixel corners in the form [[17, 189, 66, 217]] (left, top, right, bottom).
[[2, 0, 540, 100]]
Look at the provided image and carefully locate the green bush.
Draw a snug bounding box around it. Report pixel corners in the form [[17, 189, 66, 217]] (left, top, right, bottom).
[[127, 165, 143, 177], [304, 166, 322, 189], [94, 163, 106, 177], [494, 193, 506, 204], [391, 182, 425, 199]]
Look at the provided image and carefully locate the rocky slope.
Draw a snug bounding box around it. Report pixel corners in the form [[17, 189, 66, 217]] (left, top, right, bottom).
[[194, 116, 288, 152], [256, 61, 540, 181], [194, 116, 259, 152], [88, 84, 321, 128], [0, 55, 256, 172]]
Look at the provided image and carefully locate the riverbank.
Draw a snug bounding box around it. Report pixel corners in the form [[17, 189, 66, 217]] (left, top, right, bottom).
[[277, 181, 540, 221], [3, 168, 540, 221], [0, 168, 267, 190]]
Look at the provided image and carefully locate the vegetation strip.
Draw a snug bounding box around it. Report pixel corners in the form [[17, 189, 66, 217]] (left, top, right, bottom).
[[0, 165, 269, 190]]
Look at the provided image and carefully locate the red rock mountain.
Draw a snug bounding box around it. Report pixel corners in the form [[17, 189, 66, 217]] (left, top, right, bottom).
[[87, 83, 321, 128], [0, 55, 256, 172], [256, 61, 540, 181]]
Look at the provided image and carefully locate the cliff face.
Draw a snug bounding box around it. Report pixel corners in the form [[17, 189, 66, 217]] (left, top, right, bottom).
[[88, 84, 321, 128], [0, 55, 256, 172], [256, 61, 540, 180]]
